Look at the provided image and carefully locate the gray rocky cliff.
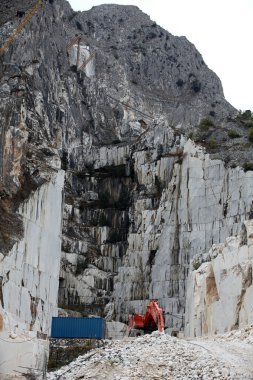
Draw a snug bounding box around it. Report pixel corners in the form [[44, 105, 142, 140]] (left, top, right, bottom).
[[0, 0, 253, 377]]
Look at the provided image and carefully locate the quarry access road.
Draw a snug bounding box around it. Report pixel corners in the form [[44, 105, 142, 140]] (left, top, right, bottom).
[[193, 340, 253, 379], [191, 326, 253, 379]]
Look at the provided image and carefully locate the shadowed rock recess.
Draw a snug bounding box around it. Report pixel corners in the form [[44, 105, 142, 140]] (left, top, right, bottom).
[[1, 0, 253, 378]]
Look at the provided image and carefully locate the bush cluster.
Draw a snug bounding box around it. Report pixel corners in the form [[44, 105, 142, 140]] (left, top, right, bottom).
[[236, 110, 253, 128], [208, 138, 217, 149], [248, 128, 253, 142], [243, 162, 253, 172], [228, 130, 241, 139], [197, 118, 214, 131]]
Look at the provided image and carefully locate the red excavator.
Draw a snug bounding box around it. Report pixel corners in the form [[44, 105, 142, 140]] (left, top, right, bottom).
[[127, 300, 165, 336]]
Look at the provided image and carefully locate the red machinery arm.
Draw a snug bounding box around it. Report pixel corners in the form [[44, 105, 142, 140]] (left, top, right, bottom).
[[127, 300, 165, 335], [145, 300, 165, 332]]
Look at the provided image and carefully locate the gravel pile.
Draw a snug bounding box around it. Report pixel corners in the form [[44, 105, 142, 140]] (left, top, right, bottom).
[[202, 325, 253, 345], [47, 331, 245, 380]]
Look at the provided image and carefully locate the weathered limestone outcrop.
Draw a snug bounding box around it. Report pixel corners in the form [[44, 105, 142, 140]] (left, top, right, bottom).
[[0, 0, 36, 27], [185, 220, 253, 337]]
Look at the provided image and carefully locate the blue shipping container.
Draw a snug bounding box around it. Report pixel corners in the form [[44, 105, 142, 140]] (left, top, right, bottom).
[[51, 317, 105, 339]]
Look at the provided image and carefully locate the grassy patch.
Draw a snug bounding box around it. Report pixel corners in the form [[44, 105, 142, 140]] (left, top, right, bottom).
[[192, 259, 202, 271], [228, 130, 241, 139], [236, 110, 253, 128], [248, 128, 253, 142], [243, 162, 253, 172], [208, 138, 217, 149], [197, 118, 214, 131]]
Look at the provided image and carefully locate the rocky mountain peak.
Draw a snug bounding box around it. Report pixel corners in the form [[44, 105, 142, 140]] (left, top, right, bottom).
[[73, 3, 228, 117]]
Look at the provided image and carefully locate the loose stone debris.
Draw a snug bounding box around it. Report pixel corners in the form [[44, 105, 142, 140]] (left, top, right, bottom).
[[47, 327, 253, 380]]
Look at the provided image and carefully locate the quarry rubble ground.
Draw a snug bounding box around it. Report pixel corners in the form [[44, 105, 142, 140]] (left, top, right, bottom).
[[47, 326, 253, 380]]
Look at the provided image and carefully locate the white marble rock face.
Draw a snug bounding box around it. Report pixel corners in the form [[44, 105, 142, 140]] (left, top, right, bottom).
[[112, 140, 253, 330], [185, 220, 253, 337], [0, 171, 64, 378]]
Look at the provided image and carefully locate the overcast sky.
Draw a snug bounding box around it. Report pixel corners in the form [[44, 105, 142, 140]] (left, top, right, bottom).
[[68, 0, 253, 111]]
